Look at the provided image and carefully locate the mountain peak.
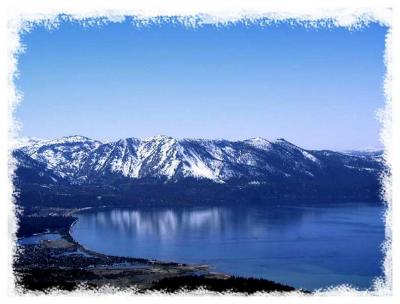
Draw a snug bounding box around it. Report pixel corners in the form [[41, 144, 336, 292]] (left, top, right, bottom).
[[244, 137, 272, 150], [117, 137, 141, 144], [61, 135, 90, 140], [273, 138, 297, 146], [245, 137, 269, 143], [13, 137, 44, 149], [145, 134, 174, 141], [41, 135, 101, 146], [15, 134, 382, 186]]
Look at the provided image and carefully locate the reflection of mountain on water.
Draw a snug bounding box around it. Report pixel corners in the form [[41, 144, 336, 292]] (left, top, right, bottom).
[[88, 205, 320, 241], [72, 203, 385, 290], [93, 207, 230, 239]]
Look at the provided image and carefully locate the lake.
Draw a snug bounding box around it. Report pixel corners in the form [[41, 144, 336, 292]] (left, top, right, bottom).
[[70, 202, 385, 291], [18, 233, 61, 245]]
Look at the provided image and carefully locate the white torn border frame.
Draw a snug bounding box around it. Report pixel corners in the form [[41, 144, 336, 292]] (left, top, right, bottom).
[[1, 0, 396, 299]]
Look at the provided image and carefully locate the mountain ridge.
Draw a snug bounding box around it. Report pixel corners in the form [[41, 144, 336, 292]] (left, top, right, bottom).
[[13, 134, 383, 186], [11, 134, 385, 207]]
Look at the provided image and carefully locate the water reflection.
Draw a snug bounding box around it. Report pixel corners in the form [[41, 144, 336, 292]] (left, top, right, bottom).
[[85, 205, 316, 241], [92, 207, 231, 239], [72, 203, 385, 290]]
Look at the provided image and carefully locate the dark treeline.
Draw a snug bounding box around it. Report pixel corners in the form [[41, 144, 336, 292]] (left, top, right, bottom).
[[17, 216, 76, 237], [15, 177, 382, 214], [149, 275, 302, 294], [17, 270, 301, 294]]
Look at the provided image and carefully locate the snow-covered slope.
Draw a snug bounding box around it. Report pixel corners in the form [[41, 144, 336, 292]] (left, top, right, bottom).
[[19, 135, 101, 178], [14, 135, 383, 185], [12, 149, 61, 185], [78, 136, 322, 183]]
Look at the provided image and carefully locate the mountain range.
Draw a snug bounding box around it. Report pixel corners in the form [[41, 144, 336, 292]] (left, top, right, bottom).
[[12, 135, 384, 206]]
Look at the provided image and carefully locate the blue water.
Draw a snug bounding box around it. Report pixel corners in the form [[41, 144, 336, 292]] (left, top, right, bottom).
[[18, 233, 61, 245], [71, 202, 385, 290]]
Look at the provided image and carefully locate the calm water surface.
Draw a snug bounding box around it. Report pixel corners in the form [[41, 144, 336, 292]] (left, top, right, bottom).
[[71, 203, 385, 290], [18, 233, 61, 245]]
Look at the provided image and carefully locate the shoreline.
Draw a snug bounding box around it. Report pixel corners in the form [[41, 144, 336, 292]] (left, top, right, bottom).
[[66, 219, 207, 268], [16, 207, 300, 293], [66, 206, 207, 267]]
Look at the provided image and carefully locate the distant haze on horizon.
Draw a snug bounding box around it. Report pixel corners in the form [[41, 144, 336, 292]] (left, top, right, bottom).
[[16, 19, 387, 151]]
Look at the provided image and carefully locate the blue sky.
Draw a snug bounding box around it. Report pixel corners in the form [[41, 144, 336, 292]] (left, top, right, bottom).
[[16, 19, 387, 150]]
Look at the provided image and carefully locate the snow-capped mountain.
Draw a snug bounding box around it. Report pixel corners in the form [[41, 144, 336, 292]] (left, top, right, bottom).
[[18, 135, 101, 178], [13, 135, 383, 188], [12, 137, 44, 149], [13, 149, 61, 185]]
